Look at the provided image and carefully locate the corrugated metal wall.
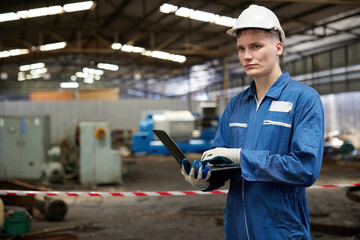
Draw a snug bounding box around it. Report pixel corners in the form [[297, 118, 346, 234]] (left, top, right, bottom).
[[0, 99, 198, 144]]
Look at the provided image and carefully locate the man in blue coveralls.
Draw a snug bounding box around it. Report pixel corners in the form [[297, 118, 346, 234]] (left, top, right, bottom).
[[180, 4, 324, 240]]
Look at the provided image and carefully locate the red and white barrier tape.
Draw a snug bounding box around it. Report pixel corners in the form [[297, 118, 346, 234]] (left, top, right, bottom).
[[0, 189, 228, 197], [0, 183, 359, 198]]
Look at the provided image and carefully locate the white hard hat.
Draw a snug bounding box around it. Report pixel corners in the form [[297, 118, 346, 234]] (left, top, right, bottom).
[[227, 4, 285, 42]]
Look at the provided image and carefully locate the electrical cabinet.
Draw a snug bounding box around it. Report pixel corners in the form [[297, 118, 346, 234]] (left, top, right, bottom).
[[0, 116, 50, 180], [79, 122, 122, 185]]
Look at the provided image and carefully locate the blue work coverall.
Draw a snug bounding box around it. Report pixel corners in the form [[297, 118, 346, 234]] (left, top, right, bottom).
[[205, 72, 324, 239]]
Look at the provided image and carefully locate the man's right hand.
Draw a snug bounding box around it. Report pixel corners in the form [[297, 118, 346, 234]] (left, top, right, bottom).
[[180, 158, 211, 190], [200, 148, 241, 165]]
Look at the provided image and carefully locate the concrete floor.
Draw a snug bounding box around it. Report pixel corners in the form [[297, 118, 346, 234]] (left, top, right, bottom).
[[29, 155, 360, 240]]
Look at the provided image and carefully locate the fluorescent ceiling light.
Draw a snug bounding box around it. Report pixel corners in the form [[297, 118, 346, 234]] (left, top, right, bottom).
[[0, 1, 93, 24], [75, 72, 85, 78], [142, 50, 152, 56], [18, 63, 49, 81], [31, 63, 45, 70], [83, 78, 94, 84], [63, 1, 94, 12], [160, 4, 236, 28], [121, 45, 134, 52], [97, 63, 119, 71], [170, 55, 187, 63], [17, 6, 63, 19], [8, 49, 30, 57], [28, 7, 49, 18], [175, 7, 193, 18], [39, 42, 66, 51], [120, 44, 145, 53], [30, 68, 48, 75], [214, 16, 237, 27], [0, 12, 20, 23], [83, 67, 104, 75], [159, 3, 178, 14], [60, 82, 79, 88], [132, 46, 146, 53], [190, 10, 216, 22], [48, 6, 64, 15], [20, 63, 45, 71], [0, 51, 10, 58], [1, 72, 8, 80], [16, 11, 29, 19], [23, 7, 49, 18], [151, 51, 171, 60], [26, 73, 42, 79], [18, 72, 25, 81], [111, 43, 122, 50], [0, 49, 29, 58], [114, 43, 186, 63]]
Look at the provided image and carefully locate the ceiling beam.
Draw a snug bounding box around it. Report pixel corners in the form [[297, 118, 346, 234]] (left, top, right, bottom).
[[22, 46, 231, 56], [259, 0, 360, 6], [90, 31, 113, 48], [4, 36, 34, 49], [287, 8, 360, 35], [128, 0, 214, 47], [100, 0, 132, 28], [124, 2, 169, 45], [153, 33, 184, 50]]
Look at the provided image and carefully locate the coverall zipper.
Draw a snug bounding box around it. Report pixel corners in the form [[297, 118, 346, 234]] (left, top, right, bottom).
[[242, 96, 262, 240]]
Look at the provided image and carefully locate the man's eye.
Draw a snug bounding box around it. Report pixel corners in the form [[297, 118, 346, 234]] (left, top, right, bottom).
[[253, 45, 261, 49]]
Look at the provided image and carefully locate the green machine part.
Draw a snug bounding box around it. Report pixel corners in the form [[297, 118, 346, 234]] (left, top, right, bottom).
[[3, 210, 31, 236]]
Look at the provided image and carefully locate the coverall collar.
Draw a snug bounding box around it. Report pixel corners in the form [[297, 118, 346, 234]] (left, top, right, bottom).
[[243, 72, 290, 100]]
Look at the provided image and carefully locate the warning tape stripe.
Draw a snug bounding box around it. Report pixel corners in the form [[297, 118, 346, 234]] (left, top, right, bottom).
[[0, 183, 358, 197]]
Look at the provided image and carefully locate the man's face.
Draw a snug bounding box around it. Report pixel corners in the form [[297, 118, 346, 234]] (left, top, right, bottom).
[[236, 29, 283, 79]]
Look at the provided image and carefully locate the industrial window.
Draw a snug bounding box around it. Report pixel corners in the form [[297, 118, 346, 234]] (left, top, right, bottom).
[[347, 42, 360, 65], [318, 52, 331, 71], [305, 56, 313, 74], [285, 62, 294, 76], [294, 59, 304, 75], [332, 47, 345, 68]]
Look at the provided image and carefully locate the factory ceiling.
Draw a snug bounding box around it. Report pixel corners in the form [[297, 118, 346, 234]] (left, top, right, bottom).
[[0, 0, 360, 99]]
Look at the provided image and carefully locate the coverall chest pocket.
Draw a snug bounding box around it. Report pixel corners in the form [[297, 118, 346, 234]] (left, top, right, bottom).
[[260, 115, 292, 154], [229, 123, 248, 148]]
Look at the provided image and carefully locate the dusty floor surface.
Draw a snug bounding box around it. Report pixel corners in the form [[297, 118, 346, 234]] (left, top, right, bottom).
[[26, 155, 360, 240]]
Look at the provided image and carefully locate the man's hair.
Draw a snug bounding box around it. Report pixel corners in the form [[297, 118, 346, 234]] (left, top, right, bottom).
[[236, 28, 281, 42]]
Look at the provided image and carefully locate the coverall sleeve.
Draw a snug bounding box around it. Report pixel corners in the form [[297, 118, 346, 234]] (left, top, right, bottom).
[[240, 95, 324, 187], [204, 104, 235, 191]]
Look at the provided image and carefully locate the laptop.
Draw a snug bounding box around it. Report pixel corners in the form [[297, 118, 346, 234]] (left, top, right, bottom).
[[152, 129, 241, 172]]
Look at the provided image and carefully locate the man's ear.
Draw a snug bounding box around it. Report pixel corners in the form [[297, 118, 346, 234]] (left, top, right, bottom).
[[276, 41, 283, 56]]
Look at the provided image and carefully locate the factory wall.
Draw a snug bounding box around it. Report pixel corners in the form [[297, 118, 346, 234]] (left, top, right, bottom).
[[321, 91, 360, 137], [5, 92, 360, 146], [0, 99, 202, 144]]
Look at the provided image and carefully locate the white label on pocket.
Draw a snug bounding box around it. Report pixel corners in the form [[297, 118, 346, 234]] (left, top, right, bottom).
[[269, 101, 293, 113]]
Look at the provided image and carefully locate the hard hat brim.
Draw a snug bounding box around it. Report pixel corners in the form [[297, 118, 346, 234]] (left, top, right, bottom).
[[226, 27, 285, 42], [227, 26, 273, 36]]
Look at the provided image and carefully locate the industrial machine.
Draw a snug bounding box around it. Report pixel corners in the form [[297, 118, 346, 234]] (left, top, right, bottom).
[[195, 102, 219, 140], [0, 116, 51, 180], [79, 122, 122, 185], [132, 104, 219, 155]]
